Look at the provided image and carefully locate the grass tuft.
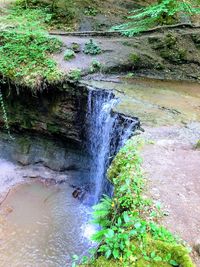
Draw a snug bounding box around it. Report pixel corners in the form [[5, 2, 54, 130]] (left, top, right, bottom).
[[0, 6, 63, 89]]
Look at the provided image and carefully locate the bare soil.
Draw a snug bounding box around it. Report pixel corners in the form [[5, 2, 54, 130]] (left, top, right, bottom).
[[142, 125, 200, 266]]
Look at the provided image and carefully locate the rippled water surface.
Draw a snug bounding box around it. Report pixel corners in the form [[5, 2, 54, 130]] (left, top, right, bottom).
[[0, 177, 95, 267]]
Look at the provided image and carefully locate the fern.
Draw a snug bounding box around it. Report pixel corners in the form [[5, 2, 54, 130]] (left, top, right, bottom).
[[92, 195, 113, 227], [112, 0, 200, 36]]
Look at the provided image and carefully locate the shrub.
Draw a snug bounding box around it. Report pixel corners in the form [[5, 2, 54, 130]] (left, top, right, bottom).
[[87, 138, 195, 267], [112, 0, 200, 36], [68, 69, 82, 81], [84, 6, 98, 16], [89, 59, 102, 73], [64, 49, 76, 61], [83, 39, 102, 55]]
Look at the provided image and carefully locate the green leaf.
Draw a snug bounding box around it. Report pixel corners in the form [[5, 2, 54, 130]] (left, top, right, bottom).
[[123, 212, 130, 223], [105, 249, 112, 259], [117, 217, 122, 226], [129, 229, 137, 236], [113, 249, 119, 259], [150, 251, 156, 259], [154, 256, 162, 262], [105, 229, 115, 239], [170, 260, 179, 266], [134, 222, 141, 229]]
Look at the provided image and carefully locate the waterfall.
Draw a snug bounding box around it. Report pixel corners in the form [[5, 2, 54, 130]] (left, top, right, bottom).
[[86, 87, 139, 203]]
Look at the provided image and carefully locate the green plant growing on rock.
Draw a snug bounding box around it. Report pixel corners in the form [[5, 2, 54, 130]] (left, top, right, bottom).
[[83, 39, 102, 55], [64, 49, 76, 61], [129, 53, 140, 64], [68, 69, 82, 81], [82, 138, 195, 267], [149, 33, 188, 63], [70, 42, 81, 53], [112, 0, 200, 36], [89, 59, 102, 73]]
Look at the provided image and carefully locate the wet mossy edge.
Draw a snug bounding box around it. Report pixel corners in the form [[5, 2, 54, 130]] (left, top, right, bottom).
[[81, 138, 195, 267]]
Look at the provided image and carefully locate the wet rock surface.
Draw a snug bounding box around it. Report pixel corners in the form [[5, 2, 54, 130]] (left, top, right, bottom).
[[83, 77, 200, 126], [0, 132, 90, 172], [0, 82, 88, 144]]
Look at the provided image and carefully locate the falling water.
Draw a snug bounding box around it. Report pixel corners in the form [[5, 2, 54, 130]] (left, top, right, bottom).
[[86, 87, 139, 202]]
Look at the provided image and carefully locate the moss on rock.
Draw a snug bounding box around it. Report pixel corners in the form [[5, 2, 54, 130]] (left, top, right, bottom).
[[88, 138, 194, 267], [149, 33, 188, 64]]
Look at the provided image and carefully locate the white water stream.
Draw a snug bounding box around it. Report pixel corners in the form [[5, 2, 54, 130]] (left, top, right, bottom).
[[86, 88, 139, 202]]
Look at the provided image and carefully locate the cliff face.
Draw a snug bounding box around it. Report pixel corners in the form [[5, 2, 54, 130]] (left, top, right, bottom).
[[0, 82, 88, 145]]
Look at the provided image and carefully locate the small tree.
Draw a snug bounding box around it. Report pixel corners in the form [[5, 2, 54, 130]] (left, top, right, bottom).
[[112, 0, 200, 36]]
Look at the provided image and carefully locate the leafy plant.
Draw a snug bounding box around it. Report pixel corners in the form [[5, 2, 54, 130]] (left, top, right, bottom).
[[89, 138, 194, 266], [0, 6, 63, 88], [83, 39, 102, 55], [68, 68, 82, 81], [16, 0, 76, 30], [112, 0, 200, 36], [84, 6, 98, 16], [89, 59, 102, 73], [69, 42, 81, 53], [64, 49, 76, 61]]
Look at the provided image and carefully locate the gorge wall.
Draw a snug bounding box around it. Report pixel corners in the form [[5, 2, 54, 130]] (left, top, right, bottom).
[[0, 80, 140, 198]]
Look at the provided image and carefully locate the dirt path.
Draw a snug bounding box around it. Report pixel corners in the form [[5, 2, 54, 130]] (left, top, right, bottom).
[[142, 124, 200, 266]]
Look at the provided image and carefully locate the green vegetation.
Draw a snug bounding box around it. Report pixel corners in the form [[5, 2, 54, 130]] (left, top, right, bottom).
[[89, 59, 102, 73], [84, 6, 98, 16], [69, 42, 81, 53], [64, 49, 76, 61], [112, 0, 200, 36], [0, 5, 62, 88], [68, 68, 82, 81], [15, 0, 98, 30], [83, 39, 102, 55], [78, 138, 194, 267], [129, 53, 140, 64], [149, 33, 187, 63]]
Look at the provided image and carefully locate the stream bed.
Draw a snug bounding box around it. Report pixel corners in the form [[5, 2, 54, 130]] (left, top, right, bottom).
[[0, 160, 96, 267]]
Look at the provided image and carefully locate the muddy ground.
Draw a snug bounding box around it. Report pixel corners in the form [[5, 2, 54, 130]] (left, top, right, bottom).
[[142, 125, 200, 266]]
